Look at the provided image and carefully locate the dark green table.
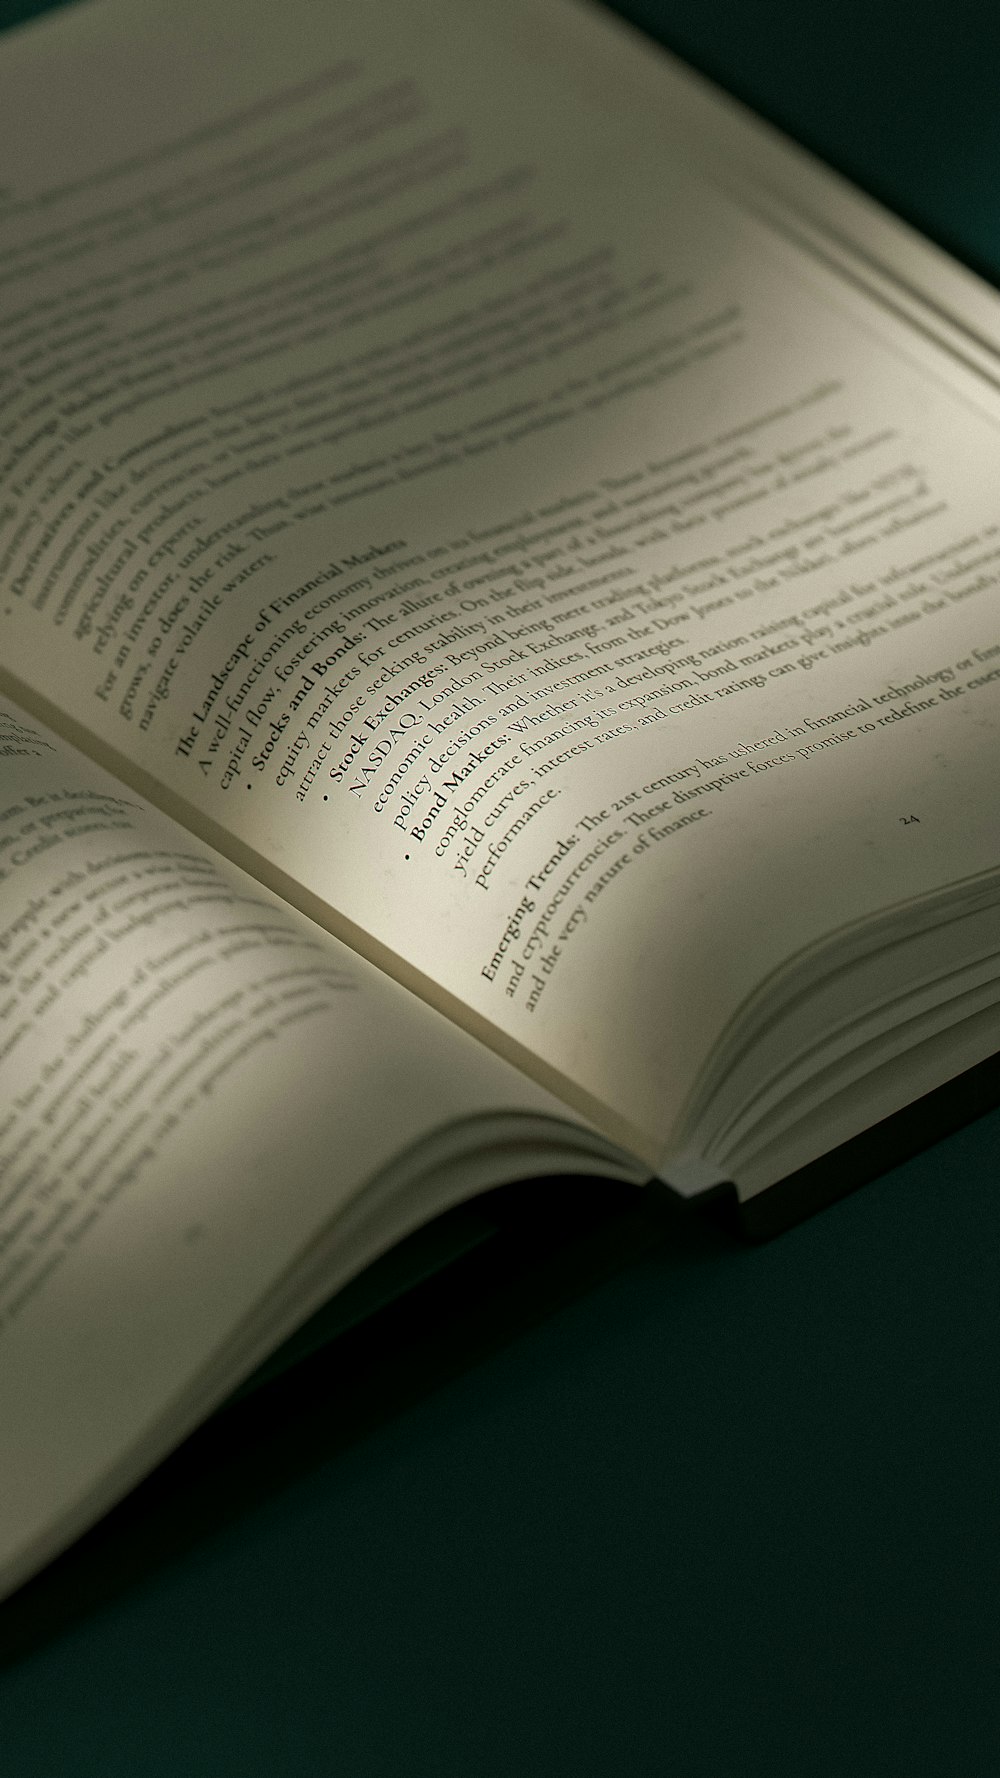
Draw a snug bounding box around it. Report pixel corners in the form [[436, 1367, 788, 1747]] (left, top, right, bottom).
[[2, 3, 999, 1771]]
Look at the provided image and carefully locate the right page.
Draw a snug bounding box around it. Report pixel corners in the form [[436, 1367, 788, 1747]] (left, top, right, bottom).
[[1, 0, 998, 1170]]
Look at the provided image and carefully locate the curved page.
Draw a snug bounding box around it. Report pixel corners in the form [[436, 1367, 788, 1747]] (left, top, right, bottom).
[[0, 700, 577, 1600]]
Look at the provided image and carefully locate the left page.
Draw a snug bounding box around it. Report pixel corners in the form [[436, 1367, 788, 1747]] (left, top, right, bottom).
[[0, 697, 583, 1600]]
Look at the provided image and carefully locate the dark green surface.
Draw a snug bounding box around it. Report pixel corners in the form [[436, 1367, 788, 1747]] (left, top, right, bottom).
[[2, 1116, 1000, 1774], [2, 1, 1000, 1771], [607, 0, 1000, 280]]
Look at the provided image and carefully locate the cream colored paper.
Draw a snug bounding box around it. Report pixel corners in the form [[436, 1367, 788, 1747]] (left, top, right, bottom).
[[1, 0, 998, 1166], [0, 697, 588, 1595]]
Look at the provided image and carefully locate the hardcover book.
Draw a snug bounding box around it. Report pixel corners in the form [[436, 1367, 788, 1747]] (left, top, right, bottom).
[[0, 0, 997, 1599]]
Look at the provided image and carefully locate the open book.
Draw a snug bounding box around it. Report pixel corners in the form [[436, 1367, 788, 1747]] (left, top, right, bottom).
[[1, 0, 998, 1602]]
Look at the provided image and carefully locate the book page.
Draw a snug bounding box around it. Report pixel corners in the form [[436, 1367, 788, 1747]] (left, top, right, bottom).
[[2, 0, 998, 1161], [0, 695, 577, 1596]]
